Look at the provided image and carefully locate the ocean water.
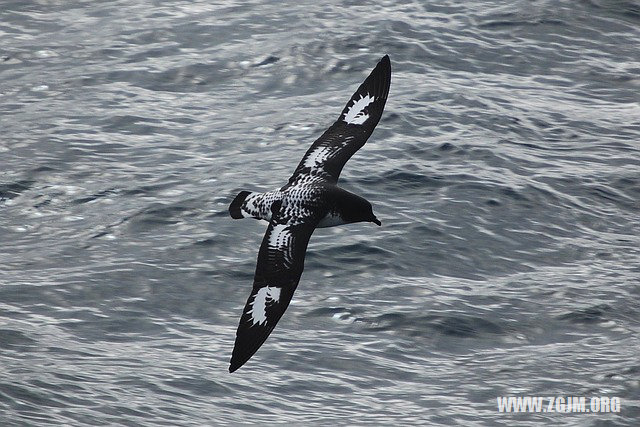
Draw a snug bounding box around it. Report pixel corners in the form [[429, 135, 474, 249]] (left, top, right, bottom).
[[1, 0, 639, 425]]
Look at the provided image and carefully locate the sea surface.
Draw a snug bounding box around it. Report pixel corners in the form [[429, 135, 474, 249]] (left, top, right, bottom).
[[1, 0, 640, 425]]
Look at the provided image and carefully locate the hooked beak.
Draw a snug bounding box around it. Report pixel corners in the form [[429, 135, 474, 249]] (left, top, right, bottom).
[[371, 216, 381, 226]]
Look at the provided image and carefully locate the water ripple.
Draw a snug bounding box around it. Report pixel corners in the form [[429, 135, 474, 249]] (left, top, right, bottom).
[[1, 0, 639, 425]]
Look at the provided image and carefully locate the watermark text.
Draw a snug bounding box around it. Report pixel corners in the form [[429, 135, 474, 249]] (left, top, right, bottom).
[[496, 396, 621, 413]]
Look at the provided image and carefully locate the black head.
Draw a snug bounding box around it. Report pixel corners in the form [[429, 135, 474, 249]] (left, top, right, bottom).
[[339, 193, 381, 226]]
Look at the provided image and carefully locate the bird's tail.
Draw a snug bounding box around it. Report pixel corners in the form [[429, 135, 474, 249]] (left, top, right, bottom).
[[229, 191, 253, 219]]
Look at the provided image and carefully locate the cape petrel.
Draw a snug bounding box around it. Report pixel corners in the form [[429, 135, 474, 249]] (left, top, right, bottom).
[[228, 55, 391, 372]]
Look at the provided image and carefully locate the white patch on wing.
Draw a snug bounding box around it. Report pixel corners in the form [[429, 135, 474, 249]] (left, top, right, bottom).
[[268, 223, 293, 263], [344, 94, 375, 125], [248, 286, 282, 325], [303, 146, 332, 168], [268, 224, 289, 248]]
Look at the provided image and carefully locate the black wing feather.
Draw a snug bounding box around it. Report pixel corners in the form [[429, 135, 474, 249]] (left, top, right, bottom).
[[229, 216, 317, 372], [288, 55, 391, 184]]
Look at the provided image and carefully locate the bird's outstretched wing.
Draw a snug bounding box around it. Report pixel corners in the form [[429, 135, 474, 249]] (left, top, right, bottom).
[[288, 55, 391, 185], [229, 207, 318, 372]]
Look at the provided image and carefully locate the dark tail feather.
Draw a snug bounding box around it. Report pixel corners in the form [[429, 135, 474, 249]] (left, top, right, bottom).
[[229, 191, 251, 219]]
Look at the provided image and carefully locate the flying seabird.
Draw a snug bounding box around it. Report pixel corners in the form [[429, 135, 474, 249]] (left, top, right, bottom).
[[228, 55, 391, 372]]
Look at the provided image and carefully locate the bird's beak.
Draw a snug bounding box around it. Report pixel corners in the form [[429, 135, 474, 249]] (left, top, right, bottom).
[[372, 216, 381, 226]]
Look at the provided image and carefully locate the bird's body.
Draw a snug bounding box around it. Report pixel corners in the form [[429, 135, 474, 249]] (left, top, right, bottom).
[[230, 183, 379, 229], [228, 55, 391, 372]]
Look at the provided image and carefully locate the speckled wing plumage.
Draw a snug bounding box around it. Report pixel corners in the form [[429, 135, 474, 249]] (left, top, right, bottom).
[[229, 204, 319, 373], [229, 190, 283, 221], [288, 55, 391, 185]]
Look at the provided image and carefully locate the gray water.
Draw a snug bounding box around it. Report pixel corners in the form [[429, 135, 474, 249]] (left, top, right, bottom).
[[1, 0, 640, 425]]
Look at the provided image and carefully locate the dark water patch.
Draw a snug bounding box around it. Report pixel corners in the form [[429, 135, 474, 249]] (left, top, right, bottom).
[[124, 203, 197, 231], [98, 61, 245, 93], [52, 372, 95, 384], [72, 188, 118, 205], [124, 45, 184, 64], [99, 114, 165, 135], [30, 165, 59, 174], [585, 0, 640, 20], [447, 180, 537, 208], [612, 176, 640, 199], [408, 223, 447, 238], [401, 141, 467, 160], [367, 313, 505, 338], [439, 142, 455, 151], [0, 329, 37, 350], [302, 306, 365, 321], [94, 404, 150, 419], [383, 111, 401, 122], [615, 365, 640, 377], [434, 316, 504, 337], [167, 116, 198, 125], [90, 230, 113, 240], [557, 304, 612, 324], [252, 55, 279, 67], [313, 242, 394, 265], [303, 306, 345, 318], [478, 15, 564, 30], [225, 402, 268, 415], [33, 197, 52, 209], [499, 186, 530, 202], [127, 214, 180, 228], [192, 238, 216, 247], [27, 378, 86, 398], [586, 184, 637, 210], [364, 170, 448, 190], [162, 377, 231, 398], [121, 182, 177, 196], [60, 316, 167, 342], [44, 346, 104, 359], [0, 179, 34, 201], [0, 383, 65, 409]]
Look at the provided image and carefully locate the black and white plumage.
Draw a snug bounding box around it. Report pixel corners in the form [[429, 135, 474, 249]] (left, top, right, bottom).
[[228, 55, 391, 373]]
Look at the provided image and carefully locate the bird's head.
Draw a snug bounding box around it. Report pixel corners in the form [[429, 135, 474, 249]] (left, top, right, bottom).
[[340, 194, 381, 226]]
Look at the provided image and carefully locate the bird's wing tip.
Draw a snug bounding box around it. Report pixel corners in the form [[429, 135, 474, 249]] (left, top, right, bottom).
[[378, 54, 390, 70]]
